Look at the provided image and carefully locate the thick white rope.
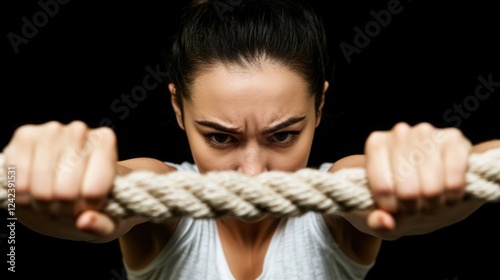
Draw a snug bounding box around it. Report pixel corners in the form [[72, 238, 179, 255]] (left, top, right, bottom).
[[0, 148, 499, 222]]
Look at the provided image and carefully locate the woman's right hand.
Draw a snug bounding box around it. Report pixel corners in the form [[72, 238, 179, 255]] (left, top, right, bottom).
[[2, 120, 118, 238]]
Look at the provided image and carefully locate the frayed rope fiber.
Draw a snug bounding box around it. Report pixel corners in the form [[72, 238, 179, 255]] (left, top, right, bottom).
[[1, 148, 499, 222]]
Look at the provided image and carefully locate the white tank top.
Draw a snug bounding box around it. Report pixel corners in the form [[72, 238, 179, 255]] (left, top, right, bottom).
[[124, 162, 374, 280]]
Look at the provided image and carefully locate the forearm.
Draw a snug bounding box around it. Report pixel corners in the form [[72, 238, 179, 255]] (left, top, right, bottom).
[[471, 139, 500, 153], [15, 206, 147, 243], [341, 197, 485, 240], [330, 139, 500, 240], [15, 158, 173, 243]]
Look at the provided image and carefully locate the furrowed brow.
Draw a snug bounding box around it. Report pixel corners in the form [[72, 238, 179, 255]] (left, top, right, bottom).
[[195, 120, 242, 134], [261, 116, 306, 135]]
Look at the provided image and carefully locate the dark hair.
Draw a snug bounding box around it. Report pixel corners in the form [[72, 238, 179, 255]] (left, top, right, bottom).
[[166, 0, 331, 113]]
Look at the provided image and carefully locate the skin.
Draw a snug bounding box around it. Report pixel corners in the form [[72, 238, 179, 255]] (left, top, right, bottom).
[[4, 59, 500, 279], [170, 61, 326, 278]]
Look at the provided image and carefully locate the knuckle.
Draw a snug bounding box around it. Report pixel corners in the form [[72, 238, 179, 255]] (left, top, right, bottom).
[[42, 120, 64, 131], [439, 129, 470, 150], [11, 124, 37, 141], [415, 122, 434, 132], [391, 122, 410, 140], [68, 120, 90, 136], [365, 131, 386, 151], [393, 121, 411, 130], [442, 127, 465, 141], [415, 122, 434, 138], [99, 126, 117, 142], [68, 121, 90, 150], [92, 126, 118, 150], [40, 121, 64, 140]]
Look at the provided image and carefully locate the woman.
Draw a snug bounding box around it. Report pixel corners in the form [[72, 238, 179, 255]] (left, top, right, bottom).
[[4, 0, 499, 279]]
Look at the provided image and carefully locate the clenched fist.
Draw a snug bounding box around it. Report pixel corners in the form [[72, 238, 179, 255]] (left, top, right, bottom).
[[364, 122, 472, 232], [2, 120, 118, 237]]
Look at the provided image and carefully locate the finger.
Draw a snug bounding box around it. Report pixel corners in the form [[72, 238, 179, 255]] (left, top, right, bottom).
[[2, 126, 36, 205], [76, 210, 116, 237], [80, 127, 117, 211], [390, 122, 421, 215], [30, 122, 63, 215], [365, 131, 397, 213], [442, 129, 471, 205], [418, 158, 445, 214], [367, 209, 396, 231], [413, 123, 445, 214], [54, 121, 91, 216]]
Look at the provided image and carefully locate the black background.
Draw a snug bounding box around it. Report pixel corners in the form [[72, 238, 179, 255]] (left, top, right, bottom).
[[1, 0, 499, 279]]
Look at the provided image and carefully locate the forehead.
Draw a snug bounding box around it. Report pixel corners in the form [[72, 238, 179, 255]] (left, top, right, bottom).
[[190, 61, 310, 103], [186, 61, 314, 125]]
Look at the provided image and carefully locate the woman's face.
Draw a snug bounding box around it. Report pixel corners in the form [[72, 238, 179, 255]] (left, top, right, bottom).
[[171, 61, 327, 175]]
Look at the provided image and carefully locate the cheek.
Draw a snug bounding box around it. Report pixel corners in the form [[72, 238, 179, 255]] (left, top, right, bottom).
[[193, 150, 226, 173], [253, 123, 316, 172], [273, 128, 315, 171]]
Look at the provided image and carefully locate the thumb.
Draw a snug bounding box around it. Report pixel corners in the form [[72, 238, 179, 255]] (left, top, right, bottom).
[[367, 209, 396, 232], [76, 210, 116, 237]]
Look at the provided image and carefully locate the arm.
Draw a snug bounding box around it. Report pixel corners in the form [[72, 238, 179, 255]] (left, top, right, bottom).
[[15, 158, 176, 243], [2, 121, 178, 243], [323, 124, 499, 265], [329, 127, 500, 241]]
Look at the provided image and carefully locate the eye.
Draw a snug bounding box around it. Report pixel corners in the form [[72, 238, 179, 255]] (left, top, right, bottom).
[[204, 133, 235, 148], [268, 131, 299, 146], [211, 134, 232, 144]]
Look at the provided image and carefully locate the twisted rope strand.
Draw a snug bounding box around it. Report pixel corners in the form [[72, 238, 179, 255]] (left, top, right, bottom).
[[0, 148, 499, 222]]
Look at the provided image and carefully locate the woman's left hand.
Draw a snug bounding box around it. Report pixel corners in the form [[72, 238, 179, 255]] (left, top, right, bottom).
[[364, 122, 472, 231]]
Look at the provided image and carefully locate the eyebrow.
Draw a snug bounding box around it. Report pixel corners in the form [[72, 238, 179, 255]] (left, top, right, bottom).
[[195, 120, 242, 134], [261, 116, 306, 134], [195, 116, 306, 135]]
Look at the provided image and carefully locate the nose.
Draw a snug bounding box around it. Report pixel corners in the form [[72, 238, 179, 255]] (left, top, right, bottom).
[[236, 144, 268, 176]]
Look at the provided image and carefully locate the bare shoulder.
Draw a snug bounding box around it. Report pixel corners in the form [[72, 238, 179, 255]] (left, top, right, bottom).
[[118, 157, 177, 174], [329, 154, 366, 172]]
